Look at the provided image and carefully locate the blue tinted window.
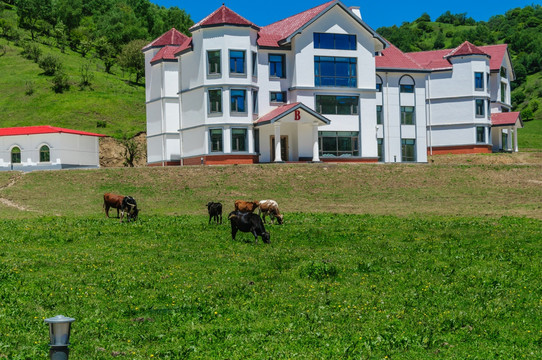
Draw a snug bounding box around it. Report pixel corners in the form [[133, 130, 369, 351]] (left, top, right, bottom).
[[475, 72, 484, 90], [231, 90, 246, 113], [270, 92, 286, 103], [269, 54, 285, 78], [400, 84, 414, 93], [315, 56, 357, 87], [230, 50, 245, 74], [314, 33, 356, 50]]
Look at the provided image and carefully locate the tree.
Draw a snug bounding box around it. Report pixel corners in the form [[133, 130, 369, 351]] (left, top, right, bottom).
[[95, 36, 116, 73], [119, 135, 144, 167], [16, 0, 53, 40], [117, 39, 146, 84], [433, 31, 446, 49]]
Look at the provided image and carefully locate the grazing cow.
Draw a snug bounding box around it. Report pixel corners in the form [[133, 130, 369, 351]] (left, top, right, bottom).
[[228, 210, 270, 244], [103, 193, 125, 218], [258, 199, 283, 225], [234, 200, 260, 213], [207, 202, 222, 224], [120, 196, 139, 223]]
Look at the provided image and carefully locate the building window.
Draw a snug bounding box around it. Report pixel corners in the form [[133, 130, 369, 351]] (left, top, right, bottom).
[[376, 83, 382, 92], [207, 50, 221, 75], [229, 50, 245, 75], [476, 126, 485, 143], [313, 33, 356, 50], [400, 84, 414, 93], [501, 82, 507, 103], [475, 99, 485, 117], [475, 72, 484, 91], [270, 91, 286, 103], [318, 131, 359, 157], [401, 106, 415, 125], [231, 89, 246, 113], [232, 128, 247, 152], [269, 54, 285, 78], [254, 129, 260, 154], [377, 138, 383, 162], [252, 52, 257, 77], [315, 95, 358, 115], [209, 129, 223, 152], [401, 139, 415, 162], [208, 89, 222, 114], [40, 145, 50, 162], [314, 56, 357, 87], [11, 147, 21, 164], [500, 67, 507, 79], [252, 90, 258, 114], [377, 105, 383, 125]]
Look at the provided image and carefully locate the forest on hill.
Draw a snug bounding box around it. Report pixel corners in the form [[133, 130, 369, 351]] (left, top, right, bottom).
[[377, 5, 542, 123]]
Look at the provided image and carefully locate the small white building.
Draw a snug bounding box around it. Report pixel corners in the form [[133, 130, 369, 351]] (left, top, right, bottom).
[[0, 126, 105, 171], [143, 0, 518, 165]]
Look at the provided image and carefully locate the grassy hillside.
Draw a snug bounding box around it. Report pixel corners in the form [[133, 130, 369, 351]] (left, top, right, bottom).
[[0, 37, 146, 137]]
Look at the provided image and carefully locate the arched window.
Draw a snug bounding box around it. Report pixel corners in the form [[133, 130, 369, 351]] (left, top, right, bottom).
[[40, 145, 50, 162], [376, 75, 383, 92], [399, 75, 415, 93], [11, 147, 21, 164]]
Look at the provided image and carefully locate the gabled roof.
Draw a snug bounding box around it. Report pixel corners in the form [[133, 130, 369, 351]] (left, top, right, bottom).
[[142, 28, 188, 51], [0, 126, 106, 137], [258, 0, 386, 48], [491, 112, 523, 128], [150, 45, 180, 64], [479, 44, 510, 72], [444, 41, 490, 59], [376, 45, 425, 71], [189, 5, 259, 32], [255, 103, 331, 125]]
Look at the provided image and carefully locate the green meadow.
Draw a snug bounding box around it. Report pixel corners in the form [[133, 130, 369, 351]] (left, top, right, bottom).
[[1, 162, 542, 359]]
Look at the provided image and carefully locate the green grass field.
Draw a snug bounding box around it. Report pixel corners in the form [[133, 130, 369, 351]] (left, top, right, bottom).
[[0, 164, 541, 358], [1, 214, 540, 359]]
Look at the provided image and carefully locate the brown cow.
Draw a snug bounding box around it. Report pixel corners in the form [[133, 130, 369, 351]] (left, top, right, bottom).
[[234, 200, 260, 213], [258, 199, 283, 225], [104, 193, 124, 218], [103, 193, 139, 223]]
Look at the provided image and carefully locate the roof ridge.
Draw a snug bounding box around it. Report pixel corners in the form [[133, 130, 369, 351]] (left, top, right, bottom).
[[262, 0, 336, 28]]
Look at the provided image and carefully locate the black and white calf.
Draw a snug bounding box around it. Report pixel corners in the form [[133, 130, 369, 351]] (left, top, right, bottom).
[[228, 210, 270, 244], [120, 196, 138, 223], [206, 202, 223, 224]]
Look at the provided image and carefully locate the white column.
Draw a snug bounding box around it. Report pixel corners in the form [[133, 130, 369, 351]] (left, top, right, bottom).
[[514, 127, 519, 152], [507, 127, 512, 151], [274, 123, 282, 162], [312, 122, 320, 162]]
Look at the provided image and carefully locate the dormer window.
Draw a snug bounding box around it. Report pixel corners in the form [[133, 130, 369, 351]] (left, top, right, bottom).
[[314, 33, 356, 50], [500, 67, 507, 79]]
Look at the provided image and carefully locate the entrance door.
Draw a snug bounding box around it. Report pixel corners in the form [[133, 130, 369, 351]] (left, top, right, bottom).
[[270, 135, 288, 162]]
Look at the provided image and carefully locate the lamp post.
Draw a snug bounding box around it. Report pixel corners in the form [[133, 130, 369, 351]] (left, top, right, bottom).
[[44, 315, 75, 360]]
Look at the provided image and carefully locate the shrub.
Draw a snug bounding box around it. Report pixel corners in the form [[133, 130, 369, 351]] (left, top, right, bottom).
[[21, 42, 41, 62], [79, 63, 94, 89], [96, 120, 107, 128], [38, 54, 63, 76], [24, 81, 34, 96], [51, 71, 70, 93], [299, 260, 338, 281]]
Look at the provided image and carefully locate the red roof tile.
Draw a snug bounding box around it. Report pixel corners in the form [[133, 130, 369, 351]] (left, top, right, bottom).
[[479, 44, 508, 71], [190, 5, 259, 31], [258, 0, 335, 47], [255, 102, 331, 125], [444, 41, 490, 59], [255, 103, 301, 124], [150, 45, 179, 63], [491, 112, 522, 127], [0, 126, 106, 137], [142, 28, 188, 51], [376, 45, 424, 70]]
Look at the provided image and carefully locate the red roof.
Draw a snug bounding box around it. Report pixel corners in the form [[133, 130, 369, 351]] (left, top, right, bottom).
[[255, 103, 301, 124], [258, 0, 335, 47], [406, 49, 452, 70], [444, 41, 490, 59], [479, 44, 509, 71], [150, 45, 179, 63], [142, 28, 188, 51], [190, 5, 259, 31], [0, 126, 106, 137], [491, 112, 522, 127], [255, 102, 331, 125], [376, 45, 424, 70]]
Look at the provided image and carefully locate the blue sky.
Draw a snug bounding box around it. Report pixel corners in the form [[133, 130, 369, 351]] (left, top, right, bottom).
[[151, 0, 537, 30]]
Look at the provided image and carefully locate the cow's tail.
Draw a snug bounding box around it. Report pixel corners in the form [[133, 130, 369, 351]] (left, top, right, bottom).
[[228, 211, 237, 220]]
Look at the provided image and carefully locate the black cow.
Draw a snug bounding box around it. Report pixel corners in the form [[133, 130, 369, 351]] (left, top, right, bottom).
[[228, 210, 270, 244], [120, 196, 139, 223], [207, 202, 222, 224]]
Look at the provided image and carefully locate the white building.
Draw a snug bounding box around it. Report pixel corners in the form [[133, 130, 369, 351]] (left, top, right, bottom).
[[143, 0, 520, 165], [0, 126, 105, 171]]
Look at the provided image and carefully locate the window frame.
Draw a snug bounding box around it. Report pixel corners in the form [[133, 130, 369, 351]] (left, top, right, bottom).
[[252, 89, 258, 114], [231, 128, 248, 152], [207, 50, 221, 76], [229, 49, 246, 76], [269, 54, 286, 79], [401, 139, 416, 162], [315, 95, 358, 115], [314, 56, 357, 88], [313, 33, 357, 50], [39, 145, 50, 163], [377, 138, 383, 162], [230, 89, 247, 114], [270, 91, 287, 104], [476, 126, 485, 144], [318, 131, 359, 157], [400, 84, 414, 93], [209, 128, 224, 153], [500, 82, 507, 103], [11, 146, 21, 164], [475, 99, 485, 117], [208, 88, 223, 115], [400, 106, 415, 125], [252, 51, 258, 77], [474, 72, 484, 91]]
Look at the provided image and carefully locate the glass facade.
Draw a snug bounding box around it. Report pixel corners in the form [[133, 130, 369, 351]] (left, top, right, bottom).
[[315, 95, 358, 115], [313, 33, 356, 50], [314, 56, 357, 87], [319, 131, 359, 157]]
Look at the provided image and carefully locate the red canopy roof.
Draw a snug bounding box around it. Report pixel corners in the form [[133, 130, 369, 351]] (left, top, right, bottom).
[[0, 126, 106, 137], [491, 112, 522, 127]]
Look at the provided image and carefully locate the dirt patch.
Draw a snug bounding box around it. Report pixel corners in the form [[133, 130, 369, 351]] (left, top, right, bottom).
[[428, 152, 542, 165], [99, 132, 147, 168]]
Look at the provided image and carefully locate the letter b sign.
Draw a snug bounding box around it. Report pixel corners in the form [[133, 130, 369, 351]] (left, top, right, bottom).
[[294, 110, 301, 121]]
